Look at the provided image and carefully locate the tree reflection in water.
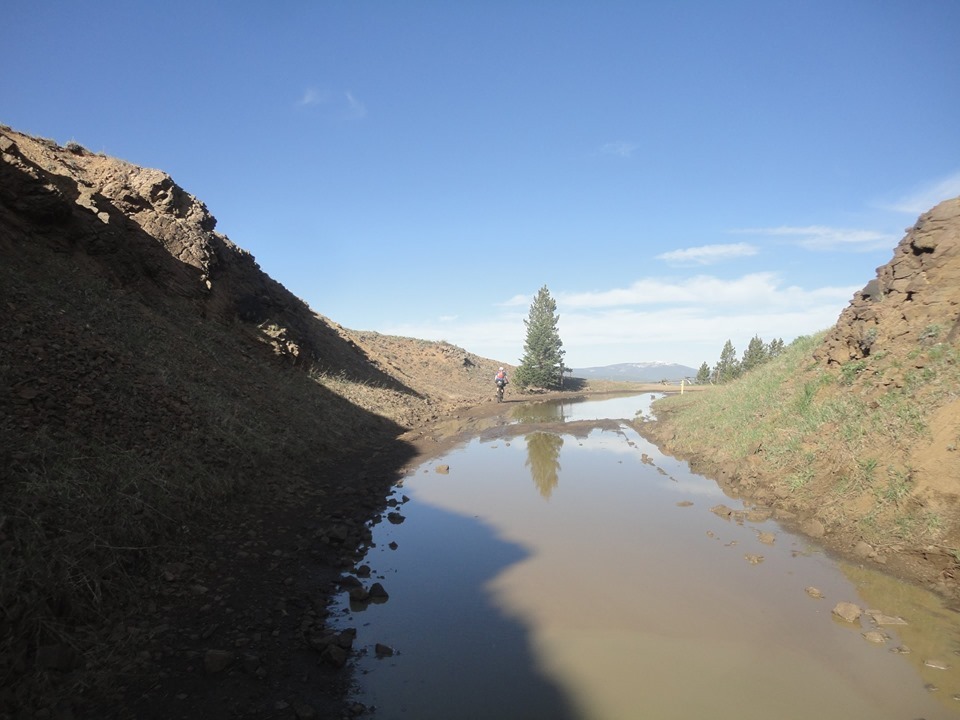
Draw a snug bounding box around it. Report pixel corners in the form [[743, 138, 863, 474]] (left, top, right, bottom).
[[511, 401, 569, 424], [524, 431, 564, 498]]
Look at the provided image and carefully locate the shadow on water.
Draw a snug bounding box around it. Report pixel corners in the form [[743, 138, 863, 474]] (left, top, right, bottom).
[[336, 498, 580, 720], [339, 393, 960, 719]]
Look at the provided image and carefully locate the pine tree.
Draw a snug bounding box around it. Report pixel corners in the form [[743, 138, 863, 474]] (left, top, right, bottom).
[[767, 338, 785, 357], [514, 285, 565, 389], [712, 339, 741, 384], [695, 361, 711, 384], [741, 335, 768, 373]]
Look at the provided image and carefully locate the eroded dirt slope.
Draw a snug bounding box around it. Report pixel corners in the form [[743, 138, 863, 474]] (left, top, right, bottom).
[[815, 197, 960, 563], [0, 126, 515, 718]]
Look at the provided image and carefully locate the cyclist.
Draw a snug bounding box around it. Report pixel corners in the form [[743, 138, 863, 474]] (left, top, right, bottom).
[[494, 367, 508, 401]]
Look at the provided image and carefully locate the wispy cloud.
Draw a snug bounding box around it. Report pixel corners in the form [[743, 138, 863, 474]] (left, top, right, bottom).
[[298, 87, 326, 106], [556, 303, 845, 366], [599, 141, 639, 158], [559, 273, 854, 309], [345, 91, 367, 119], [296, 87, 367, 120], [886, 172, 960, 215], [656, 243, 758, 266], [498, 294, 530, 307], [731, 225, 895, 252]]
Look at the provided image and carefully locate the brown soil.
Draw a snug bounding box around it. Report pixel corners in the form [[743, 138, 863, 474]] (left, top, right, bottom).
[[639, 402, 960, 606], [4, 122, 953, 719], [2, 123, 671, 720], [114, 387, 639, 720], [639, 197, 960, 608]]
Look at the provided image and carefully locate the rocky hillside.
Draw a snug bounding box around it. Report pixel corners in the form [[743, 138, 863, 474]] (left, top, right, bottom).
[[0, 127, 508, 419], [813, 197, 960, 541], [817, 197, 960, 365], [644, 196, 960, 599], [0, 126, 512, 716]]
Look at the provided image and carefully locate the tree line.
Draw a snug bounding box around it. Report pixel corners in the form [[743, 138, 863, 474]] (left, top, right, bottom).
[[510, 285, 787, 390], [695, 336, 785, 384]]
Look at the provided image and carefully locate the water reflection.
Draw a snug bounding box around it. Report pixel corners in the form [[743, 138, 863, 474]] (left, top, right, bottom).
[[524, 432, 563, 498], [511, 401, 570, 423], [337, 395, 960, 719], [511, 393, 663, 424]]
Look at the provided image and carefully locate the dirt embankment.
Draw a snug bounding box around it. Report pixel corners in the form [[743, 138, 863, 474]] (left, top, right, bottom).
[[0, 126, 502, 718], [5, 120, 955, 718], [0, 124, 665, 718], [640, 197, 960, 604]]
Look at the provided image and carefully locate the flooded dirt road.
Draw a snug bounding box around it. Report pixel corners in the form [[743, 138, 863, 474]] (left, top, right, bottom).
[[335, 395, 960, 719]]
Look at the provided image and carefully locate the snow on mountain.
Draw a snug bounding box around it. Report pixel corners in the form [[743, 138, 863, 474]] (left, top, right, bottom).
[[570, 362, 697, 382]]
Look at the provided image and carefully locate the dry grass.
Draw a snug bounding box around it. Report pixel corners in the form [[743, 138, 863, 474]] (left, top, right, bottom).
[[0, 248, 406, 712]]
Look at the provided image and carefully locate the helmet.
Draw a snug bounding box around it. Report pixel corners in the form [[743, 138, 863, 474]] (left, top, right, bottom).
[[499, 367, 504, 371]]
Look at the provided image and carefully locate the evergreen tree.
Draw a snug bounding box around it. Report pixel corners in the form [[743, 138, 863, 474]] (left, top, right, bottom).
[[712, 339, 741, 384], [767, 337, 785, 357], [695, 361, 711, 384], [741, 335, 768, 373], [514, 285, 565, 389]]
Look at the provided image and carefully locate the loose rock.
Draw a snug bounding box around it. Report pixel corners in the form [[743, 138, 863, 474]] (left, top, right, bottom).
[[800, 518, 825, 538], [832, 602, 863, 623], [867, 610, 908, 626], [375, 643, 395, 657], [203, 649, 235, 674]]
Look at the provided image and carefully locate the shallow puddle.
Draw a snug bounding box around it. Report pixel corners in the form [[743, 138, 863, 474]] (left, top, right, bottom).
[[335, 395, 960, 719]]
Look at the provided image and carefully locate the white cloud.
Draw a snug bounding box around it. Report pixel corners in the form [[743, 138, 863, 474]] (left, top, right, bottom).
[[886, 172, 960, 215], [558, 272, 852, 309], [549, 298, 847, 367], [599, 141, 639, 158], [385, 314, 527, 363], [498, 294, 530, 307], [298, 87, 325, 106], [656, 243, 758, 266], [345, 91, 367, 119], [386, 274, 858, 368], [296, 87, 366, 119], [731, 225, 895, 252]]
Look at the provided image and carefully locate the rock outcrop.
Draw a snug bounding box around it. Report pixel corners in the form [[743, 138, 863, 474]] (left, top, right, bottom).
[[816, 197, 960, 365]]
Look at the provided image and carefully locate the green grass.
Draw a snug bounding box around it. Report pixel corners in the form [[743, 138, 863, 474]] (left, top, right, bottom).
[[648, 330, 959, 554]]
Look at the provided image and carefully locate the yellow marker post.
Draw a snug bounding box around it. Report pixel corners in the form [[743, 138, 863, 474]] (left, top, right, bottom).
[[681, 378, 685, 395]]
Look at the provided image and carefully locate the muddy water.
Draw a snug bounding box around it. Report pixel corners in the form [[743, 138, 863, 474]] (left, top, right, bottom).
[[335, 394, 960, 719]]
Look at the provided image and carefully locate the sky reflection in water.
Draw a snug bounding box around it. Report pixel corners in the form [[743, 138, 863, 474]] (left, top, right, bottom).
[[336, 395, 960, 719]]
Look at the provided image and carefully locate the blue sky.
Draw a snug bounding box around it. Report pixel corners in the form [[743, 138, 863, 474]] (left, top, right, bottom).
[[4, 2, 959, 368]]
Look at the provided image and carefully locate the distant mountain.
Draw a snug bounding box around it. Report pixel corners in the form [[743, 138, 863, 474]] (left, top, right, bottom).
[[571, 362, 698, 383]]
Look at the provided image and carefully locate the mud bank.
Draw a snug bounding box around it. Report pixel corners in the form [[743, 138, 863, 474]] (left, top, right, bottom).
[[636, 404, 960, 608]]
